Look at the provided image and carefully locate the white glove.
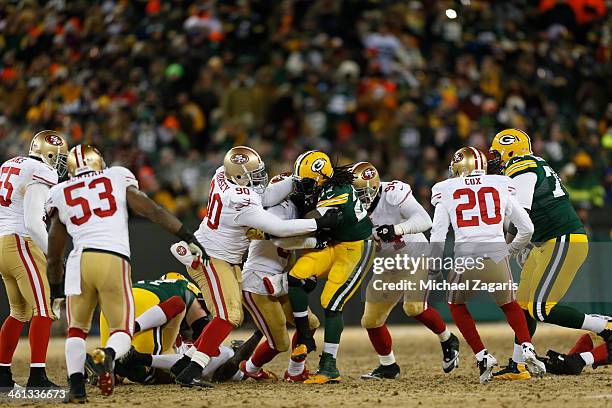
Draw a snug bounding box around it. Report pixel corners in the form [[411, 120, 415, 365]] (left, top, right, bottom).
[[171, 241, 202, 269], [512, 244, 533, 268]]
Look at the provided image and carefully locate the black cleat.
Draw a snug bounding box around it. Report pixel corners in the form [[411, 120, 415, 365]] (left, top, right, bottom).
[[175, 361, 210, 387], [360, 363, 400, 380], [65, 373, 87, 403], [118, 346, 152, 367], [599, 329, 612, 364], [212, 331, 263, 382], [544, 350, 585, 375], [26, 373, 59, 389], [170, 355, 192, 379], [441, 333, 460, 373], [0, 367, 16, 390]]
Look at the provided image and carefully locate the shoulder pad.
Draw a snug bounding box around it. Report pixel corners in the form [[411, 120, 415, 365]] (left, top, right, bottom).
[[30, 160, 58, 187], [504, 156, 538, 178], [430, 181, 446, 207], [383, 181, 412, 206]]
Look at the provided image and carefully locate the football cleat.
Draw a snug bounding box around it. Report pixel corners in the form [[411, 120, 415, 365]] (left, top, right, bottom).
[[441, 333, 460, 373], [239, 361, 278, 381], [304, 352, 341, 384], [284, 369, 310, 383], [170, 355, 192, 379], [291, 339, 316, 361], [0, 368, 16, 390], [90, 348, 115, 396], [65, 373, 87, 404], [544, 350, 585, 375], [360, 363, 400, 380], [492, 359, 531, 380], [175, 361, 211, 388], [521, 342, 546, 377], [26, 373, 60, 389], [477, 350, 498, 384], [599, 329, 612, 364]]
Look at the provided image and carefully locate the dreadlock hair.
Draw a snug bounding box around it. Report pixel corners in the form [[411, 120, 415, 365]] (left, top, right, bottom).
[[321, 164, 355, 189]]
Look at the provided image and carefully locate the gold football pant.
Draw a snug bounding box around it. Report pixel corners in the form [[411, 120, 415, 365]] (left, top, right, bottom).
[[187, 257, 243, 327], [361, 266, 431, 329], [0, 234, 53, 321], [242, 291, 320, 352], [100, 288, 186, 354], [517, 233, 589, 321], [447, 257, 515, 305], [289, 240, 375, 311], [67, 251, 134, 335]]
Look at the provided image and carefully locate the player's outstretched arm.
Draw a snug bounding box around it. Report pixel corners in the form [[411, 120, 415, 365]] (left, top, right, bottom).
[[395, 193, 433, 235], [429, 203, 450, 266], [507, 197, 534, 254], [236, 205, 341, 237], [261, 176, 294, 207], [47, 211, 68, 292]]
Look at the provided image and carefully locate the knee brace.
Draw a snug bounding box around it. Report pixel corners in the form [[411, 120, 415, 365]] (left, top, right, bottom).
[[402, 301, 425, 317]]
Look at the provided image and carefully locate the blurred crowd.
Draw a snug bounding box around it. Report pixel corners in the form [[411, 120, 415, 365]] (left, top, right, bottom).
[[0, 0, 610, 222]]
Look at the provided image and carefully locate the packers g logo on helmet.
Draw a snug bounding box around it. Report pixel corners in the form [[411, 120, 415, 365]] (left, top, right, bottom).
[[293, 150, 334, 186], [491, 128, 532, 163], [311, 158, 327, 172]]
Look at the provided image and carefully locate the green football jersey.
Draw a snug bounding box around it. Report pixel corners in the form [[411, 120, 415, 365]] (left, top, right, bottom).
[[504, 154, 585, 242], [316, 183, 373, 242], [134, 279, 197, 309]]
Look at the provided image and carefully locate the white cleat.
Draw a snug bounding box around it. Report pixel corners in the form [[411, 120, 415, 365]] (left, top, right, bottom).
[[477, 351, 498, 384], [521, 342, 546, 378]]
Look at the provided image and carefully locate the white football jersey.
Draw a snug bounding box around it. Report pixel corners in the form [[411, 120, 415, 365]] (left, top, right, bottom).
[[431, 174, 515, 259], [242, 200, 297, 295], [46, 167, 138, 258], [0, 156, 58, 238], [195, 166, 263, 265], [370, 181, 429, 256]]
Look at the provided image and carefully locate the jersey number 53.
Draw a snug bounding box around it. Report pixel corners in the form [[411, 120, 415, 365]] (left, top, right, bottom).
[[63, 177, 117, 226]]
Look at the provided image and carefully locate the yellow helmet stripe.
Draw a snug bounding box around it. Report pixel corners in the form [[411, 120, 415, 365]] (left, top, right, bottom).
[[293, 151, 311, 176]]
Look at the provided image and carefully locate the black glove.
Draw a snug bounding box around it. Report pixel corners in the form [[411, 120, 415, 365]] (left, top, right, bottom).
[[314, 230, 332, 249], [376, 224, 397, 243], [50, 282, 64, 303], [302, 276, 317, 293], [315, 208, 343, 229]]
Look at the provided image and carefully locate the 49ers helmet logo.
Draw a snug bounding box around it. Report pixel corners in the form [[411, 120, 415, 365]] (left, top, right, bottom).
[[45, 134, 64, 146], [452, 152, 464, 163], [230, 153, 249, 165], [311, 158, 327, 172], [362, 167, 377, 180], [498, 134, 517, 145]]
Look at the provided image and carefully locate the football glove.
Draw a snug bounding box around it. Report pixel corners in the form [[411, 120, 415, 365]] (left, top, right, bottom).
[[512, 244, 533, 268], [376, 224, 397, 243], [171, 241, 204, 269], [246, 228, 270, 240], [315, 208, 343, 229], [314, 230, 331, 249]]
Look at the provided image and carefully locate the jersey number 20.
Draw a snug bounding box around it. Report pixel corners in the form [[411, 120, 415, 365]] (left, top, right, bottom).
[[63, 177, 117, 226], [453, 187, 501, 227]]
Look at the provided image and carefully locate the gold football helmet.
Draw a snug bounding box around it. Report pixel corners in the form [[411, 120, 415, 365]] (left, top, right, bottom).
[[490, 128, 532, 164], [449, 147, 487, 177], [29, 130, 69, 177], [223, 146, 268, 194], [293, 150, 334, 186], [66, 145, 106, 177], [350, 161, 380, 209], [160, 272, 201, 297]]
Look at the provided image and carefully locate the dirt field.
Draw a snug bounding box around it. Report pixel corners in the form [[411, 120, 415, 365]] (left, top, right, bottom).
[[5, 323, 612, 408]]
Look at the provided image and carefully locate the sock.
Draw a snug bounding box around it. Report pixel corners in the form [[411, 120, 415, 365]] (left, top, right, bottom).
[[324, 311, 343, 344], [190, 316, 209, 339], [366, 326, 392, 356], [414, 307, 447, 335], [0, 316, 24, 364], [379, 351, 396, 366], [590, 343, 608, 364], [581, 314, 608, 333], [251, 341, 280, 368], [151, 354, 184, 371], [287, 357, 306, 376], [579, 352, 594, 365], [475, 348, 488, 361], [106, 331, 131, 360], [512, 343, 525, 363], [438, 328, 451, 343], [569, 334, 594, 355], [195, 317, 233, 357], [545, 305, 586, 329], [291, 328, 317, 350], [514, 309, 537, 349], [323, 342, 339, 359], [289, 285, 310, 344], [501, 302, 531, 344], [185, 345, 197, 358], [449, 303, 485, 355], [192, 350, 211, 369], [245, 358, 260, 374], [29, 316, 52, 367], [65, 337, 86, 375]]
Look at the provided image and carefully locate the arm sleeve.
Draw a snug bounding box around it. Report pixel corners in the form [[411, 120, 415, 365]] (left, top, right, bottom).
[[261, 177, 294, 207], [394, 194, 433, 235], [511, 172, 536, 210], [507, 197, 534, 253], [24, 183, 51, 254], [428, 203, 451, 265], [271, 235, 318, 250], [235, 205, 317, 237]]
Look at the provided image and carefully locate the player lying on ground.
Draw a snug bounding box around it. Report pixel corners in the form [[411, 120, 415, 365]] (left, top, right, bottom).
[[288, 151, 375, 384], [46, 145, 203, 403], [350, 162, 460, 380], [0, 130, 68, 389], [488, 129, 612, 380], [240, 174, 324, 382], [430, 147, 546, 383], [172, 146, 342, 387]]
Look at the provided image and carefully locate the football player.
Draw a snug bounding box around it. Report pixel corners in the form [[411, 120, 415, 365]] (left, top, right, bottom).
[[489, 129, 612, 379], [46, 145, 202, 402], [0, 130, 68, 389], [350, 162, 460, 380], [239, 174, 322, 382], [430, 147, 545, 383], [172, 146, 342, 387], [288, 151, 375, 384]]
